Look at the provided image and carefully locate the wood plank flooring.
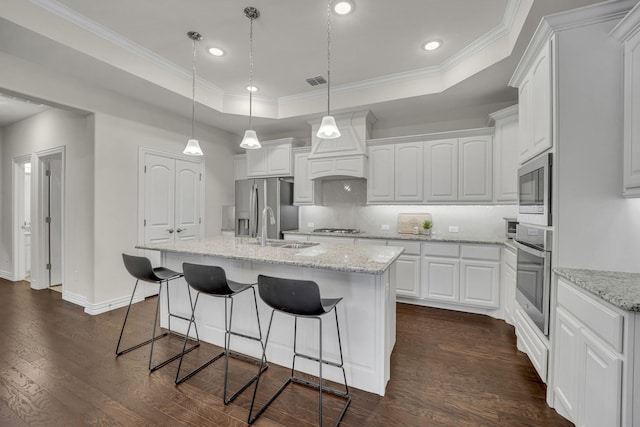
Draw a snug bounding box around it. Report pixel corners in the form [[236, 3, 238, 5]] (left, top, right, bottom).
[[0, 280, 573, 426]]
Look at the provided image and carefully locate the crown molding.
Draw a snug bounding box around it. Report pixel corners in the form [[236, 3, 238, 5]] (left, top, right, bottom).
[[610, 0, 640, 41]]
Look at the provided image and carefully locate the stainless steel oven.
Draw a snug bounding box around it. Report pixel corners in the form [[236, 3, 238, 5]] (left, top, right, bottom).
[[518, 153, 552, 226], [513, 224, 552, 336]]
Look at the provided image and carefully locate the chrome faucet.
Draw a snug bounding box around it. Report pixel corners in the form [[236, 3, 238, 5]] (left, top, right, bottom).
[[260, 206, 276, 246]]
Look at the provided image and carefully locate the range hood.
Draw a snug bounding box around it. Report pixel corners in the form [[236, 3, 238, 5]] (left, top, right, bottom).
[[307, 110, 375, 180]]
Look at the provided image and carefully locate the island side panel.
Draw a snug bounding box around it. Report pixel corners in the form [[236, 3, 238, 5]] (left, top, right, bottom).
[[159, 251, 395, 396]]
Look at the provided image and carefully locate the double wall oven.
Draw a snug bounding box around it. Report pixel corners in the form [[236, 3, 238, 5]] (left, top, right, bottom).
[[514, 153, 553, 336]]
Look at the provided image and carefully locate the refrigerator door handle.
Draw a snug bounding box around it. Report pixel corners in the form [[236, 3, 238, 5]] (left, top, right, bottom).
[[250, 183, 259, 237]]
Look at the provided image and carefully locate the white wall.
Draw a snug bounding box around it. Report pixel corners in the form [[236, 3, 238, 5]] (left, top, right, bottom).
[[0, 129, 5, 278]]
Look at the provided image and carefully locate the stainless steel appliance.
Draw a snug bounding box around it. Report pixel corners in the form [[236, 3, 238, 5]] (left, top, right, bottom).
[[235, 178, 298, 239], [504, 217, 518, 239], [518, 153, 552, 226], [513, 223, 552, 336]]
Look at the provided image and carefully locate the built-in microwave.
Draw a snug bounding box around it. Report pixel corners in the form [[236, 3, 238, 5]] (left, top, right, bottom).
[[518, 153, 552, 226]]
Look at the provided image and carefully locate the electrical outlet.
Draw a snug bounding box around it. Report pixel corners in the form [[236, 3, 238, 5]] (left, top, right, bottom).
[[449, 226, 459, 233], [74, 270, 80, 282], [307, 223, 314, 228], [381, 224, 390, 231]]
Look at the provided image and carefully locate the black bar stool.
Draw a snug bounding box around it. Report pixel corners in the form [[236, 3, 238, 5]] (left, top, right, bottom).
[[175, 263, 267, 405], [116, 254, 199, 372], [248, 274, 351, 426]]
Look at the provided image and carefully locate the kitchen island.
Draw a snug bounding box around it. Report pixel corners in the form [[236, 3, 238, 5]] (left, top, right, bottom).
[[138, 236, 404, 396]]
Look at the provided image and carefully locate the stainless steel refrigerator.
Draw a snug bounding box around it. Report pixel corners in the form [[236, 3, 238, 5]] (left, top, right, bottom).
[[235, 178, 298, 239]]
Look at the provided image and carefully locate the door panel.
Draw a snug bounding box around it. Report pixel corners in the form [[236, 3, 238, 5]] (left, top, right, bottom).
[[145, 154, 175, 244], [175, 159, 200, 241]]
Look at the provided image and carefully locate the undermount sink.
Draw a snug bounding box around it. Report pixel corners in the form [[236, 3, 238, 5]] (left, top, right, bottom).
[[281, 242, 319, 249], [243, 239, 319, 249]]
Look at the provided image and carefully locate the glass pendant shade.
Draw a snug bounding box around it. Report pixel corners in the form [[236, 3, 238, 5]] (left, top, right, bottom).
[[183, 138, 203, 156], [240, 130, 261, 149], [316, 115, 341, 139]]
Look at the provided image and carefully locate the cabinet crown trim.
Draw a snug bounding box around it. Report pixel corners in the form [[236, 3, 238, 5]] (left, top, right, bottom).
[[610, 1, 640, 41], [367, 127, 493, 147]]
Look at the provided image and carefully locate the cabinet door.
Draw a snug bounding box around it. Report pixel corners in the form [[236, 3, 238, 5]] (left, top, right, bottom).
[[503, 262, 517, 325], [367, 145, 395, 202], [579, 329, 622, 427], [234, 155, 247, 181], [553, 307, 581, 423], [395, 143, 423, 202], [459, 260, 499, 308], [530, 44, 552, 159], [459, 136, 493, 202], [423, 257, 459, 303], [246, 148, 268, 177], [268, 143, 292, 176], [293, 151, 314, 205], [396, 254, 421, 299], [623, 29, 640, 196], [424, 139, 458, 202], [518, 76, 533, 164], [493, 115, 519, 203]]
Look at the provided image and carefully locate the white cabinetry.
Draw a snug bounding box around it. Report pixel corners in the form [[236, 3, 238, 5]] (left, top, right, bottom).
[[553, 278, 627, 426], [422, 243, 500, 308], [246, 138, 297, 177], [612, 4, 640, 197], [367, 142, 423, 203], [233, 154, 247, 181], [515, 42, 552, 165], [424, 136, 493, 202], [293, 148, 315, 205], [389, 240, 421, 299], [490, 105, 519, 203], [501, 244, 517, 325], [307, 235, 355, 245]]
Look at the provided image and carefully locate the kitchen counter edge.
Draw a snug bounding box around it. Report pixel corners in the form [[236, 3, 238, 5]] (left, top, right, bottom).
[[284, 230, 507, 245], [554, 267, 640, 312]]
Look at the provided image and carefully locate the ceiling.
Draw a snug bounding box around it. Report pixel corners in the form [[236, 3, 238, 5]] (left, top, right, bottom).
[[0, 0, 606, 140]]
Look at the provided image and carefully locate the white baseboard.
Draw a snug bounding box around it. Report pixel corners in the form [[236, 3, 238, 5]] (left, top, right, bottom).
[[83, 294, 143, 316], [0, 269, 15, 281]]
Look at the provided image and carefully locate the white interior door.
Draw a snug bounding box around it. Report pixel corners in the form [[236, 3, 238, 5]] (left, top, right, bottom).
[[144, 153, 176, 245], [174, 159, 200, 241], [47, 157, 63, 287]]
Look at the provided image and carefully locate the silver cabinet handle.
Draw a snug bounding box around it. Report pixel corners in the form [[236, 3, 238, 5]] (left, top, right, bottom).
[[176, 227, 186, 233], [166, 228, 174, 233]]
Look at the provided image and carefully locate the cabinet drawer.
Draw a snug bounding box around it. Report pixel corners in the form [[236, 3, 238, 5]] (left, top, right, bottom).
[[503, 246, 517, 270], [557, 279, 624, 352], [356, 239, 387, 246], [461, 244, 501, 261], [515, 308, 548, 381], [422, 242, 459, 258], [388, 240, 421, 255]]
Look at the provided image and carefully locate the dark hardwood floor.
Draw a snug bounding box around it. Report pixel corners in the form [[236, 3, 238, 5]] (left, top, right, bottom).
[[0, 279, 573, 426]]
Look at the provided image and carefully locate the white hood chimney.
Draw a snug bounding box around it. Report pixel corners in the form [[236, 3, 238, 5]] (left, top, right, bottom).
[[307, 110, 375, 180]]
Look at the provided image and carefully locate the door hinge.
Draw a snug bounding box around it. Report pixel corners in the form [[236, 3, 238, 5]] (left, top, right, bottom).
[[199, 173, 202, 181], [144, 166, 147, 173], [46, 263, 51, 270], [199, 217, 202, 224], [45, 170, 51, 177], [45, 217, 51, 224], [144, 219, 147, 227]]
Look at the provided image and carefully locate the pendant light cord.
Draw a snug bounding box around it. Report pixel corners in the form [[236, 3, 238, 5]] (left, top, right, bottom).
[[326, 0, 332, 116], [249, 14, 255, 129], [191, 36, 197, 139]]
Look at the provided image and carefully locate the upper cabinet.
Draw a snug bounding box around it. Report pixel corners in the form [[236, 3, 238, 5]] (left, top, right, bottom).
[[293, 148, 316, 205], [424, 134, 493, 203], [612, 3, 640, 197], [233, 154, 247, 181], [367, 145, 395, 202], [511, 38, 553, 165], [490, 105, 519, 203], [246, 138, 300, 178], [367, 142, 423, 203]]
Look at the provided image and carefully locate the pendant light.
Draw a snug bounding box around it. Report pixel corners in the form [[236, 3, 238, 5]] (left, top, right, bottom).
[[240, 7, 261, 150], [317, 0, 341, 139], [183, 31, 204, 156]]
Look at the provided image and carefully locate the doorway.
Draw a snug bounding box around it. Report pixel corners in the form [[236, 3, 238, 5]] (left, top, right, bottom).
[[31, 147, 65, 291], [12, 155, 32, 282]]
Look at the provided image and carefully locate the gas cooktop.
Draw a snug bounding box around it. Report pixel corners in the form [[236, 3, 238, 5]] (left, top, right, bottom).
[[313, 228, 361, 234]]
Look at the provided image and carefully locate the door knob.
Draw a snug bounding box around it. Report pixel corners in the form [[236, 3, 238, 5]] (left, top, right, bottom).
[[176, 227, 186, 233], [166, 228, 174, 233]]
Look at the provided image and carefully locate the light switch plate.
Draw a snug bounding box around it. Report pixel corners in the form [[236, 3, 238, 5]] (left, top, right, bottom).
[[449, 226, 459, 232]]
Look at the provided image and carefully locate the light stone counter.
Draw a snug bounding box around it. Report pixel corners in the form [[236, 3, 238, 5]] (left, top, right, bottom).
[[554, 268, 640, 312], [137, 236, 400, 396], [284, 230, 507, 245], [138, 236, 403, 275]]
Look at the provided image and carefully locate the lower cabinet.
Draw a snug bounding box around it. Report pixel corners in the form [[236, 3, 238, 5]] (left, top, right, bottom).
[[389, 241, 422, 299], [422, 242, 500, 309], [553, 278, 627, 426], [501, 245, 517, 325]]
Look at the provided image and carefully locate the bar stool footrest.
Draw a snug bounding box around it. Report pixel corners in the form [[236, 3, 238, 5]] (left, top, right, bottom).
[[150, 339, 200, 372], [294, 351, 344, 369]]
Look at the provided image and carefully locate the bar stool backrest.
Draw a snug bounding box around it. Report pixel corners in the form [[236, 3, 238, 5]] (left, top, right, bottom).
[[122, 254, 162, 283], [182, 263, 233, 295], [257, 274, 325, 316]]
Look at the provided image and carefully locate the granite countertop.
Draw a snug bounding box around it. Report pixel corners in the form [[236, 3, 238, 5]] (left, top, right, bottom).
[[284, 230, 507, 245], [554, 268, 640, 312], [138, 236, 404, 275]]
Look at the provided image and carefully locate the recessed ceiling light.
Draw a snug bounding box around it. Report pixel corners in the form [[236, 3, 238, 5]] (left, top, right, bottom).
[[208, 47, 225, 57], [333, 0, 354, 15], [246, 85, 258, 92], [423, 40, 442, 51]]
